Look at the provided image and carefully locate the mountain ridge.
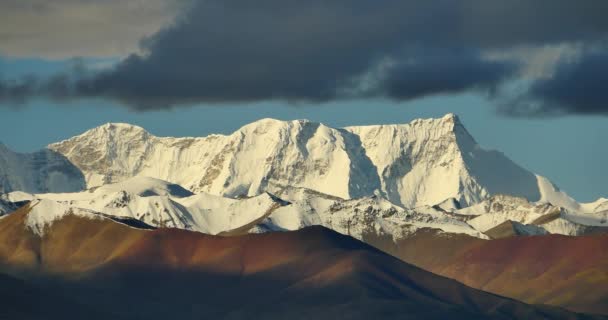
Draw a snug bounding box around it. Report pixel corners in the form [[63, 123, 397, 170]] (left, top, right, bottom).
[[35, 114, 601, 209]]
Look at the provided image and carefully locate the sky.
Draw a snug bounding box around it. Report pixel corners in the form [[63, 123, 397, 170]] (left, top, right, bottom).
[[0, 0, 607, 201]]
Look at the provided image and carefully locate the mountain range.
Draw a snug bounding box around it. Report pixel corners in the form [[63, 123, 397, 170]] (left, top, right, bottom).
[[0, 114, 606, 318]]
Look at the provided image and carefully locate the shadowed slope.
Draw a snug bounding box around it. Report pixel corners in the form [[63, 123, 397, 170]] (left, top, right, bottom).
[[368, 229, 608, 315], [0, 206, 602, 319], [0, 271, 132, 320]]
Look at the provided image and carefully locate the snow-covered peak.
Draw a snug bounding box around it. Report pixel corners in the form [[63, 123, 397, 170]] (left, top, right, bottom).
[[233, 118, 336, 145], [51, 123, 150, 148], [49, 122, 154, 151], [442, 112, 459, 121], [591, 199, 608, 213], [237, 117, 292, 130], [89, 122, 149, 135], [100, 122, 147, 130], [345, 114, 542, 207]]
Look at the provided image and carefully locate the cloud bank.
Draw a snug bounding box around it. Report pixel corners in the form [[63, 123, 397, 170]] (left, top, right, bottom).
[[1, 0, 608, 115]]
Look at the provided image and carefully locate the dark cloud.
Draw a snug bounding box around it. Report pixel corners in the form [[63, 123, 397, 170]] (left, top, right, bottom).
[[501, 48, 608, 116], [376, 50, 517, 100], [0, 77, 35, 103], [1, 0, 608, 112]]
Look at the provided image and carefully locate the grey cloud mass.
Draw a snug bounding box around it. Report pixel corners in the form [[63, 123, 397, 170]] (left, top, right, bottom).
[[376, 50, 517, 100], [1, 0, 608, 114], [502, 48, 608, 116]]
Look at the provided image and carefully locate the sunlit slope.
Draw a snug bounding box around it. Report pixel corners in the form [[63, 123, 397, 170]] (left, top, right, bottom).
[[370, 229, 608, 315]]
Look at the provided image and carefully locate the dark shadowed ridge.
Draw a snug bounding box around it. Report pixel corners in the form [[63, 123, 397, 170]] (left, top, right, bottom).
[[0, 271, 132, 320]]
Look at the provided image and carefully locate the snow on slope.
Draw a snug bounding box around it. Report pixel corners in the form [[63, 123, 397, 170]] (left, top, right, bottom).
[[536, 175, 608, 213], [435, 198, 462, 211], [25, 199, 102, 235], [252, 186, 486, 239], [30, 176, 193, 203], [174, 192, 285, 234], [345, 114, 542, 207], [92, 176, 194, 198], [12, 177, 287, 235], [461, 194, 608, 236], [5, 177, 605, 239], [0, 143, 85, 194], [7, 177, 484, 239]]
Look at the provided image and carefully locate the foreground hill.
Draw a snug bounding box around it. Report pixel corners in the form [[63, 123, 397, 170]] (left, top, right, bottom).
[[3, 177, 606, 315], [0, 205, 601, 320], [369, 229, 608, 315]]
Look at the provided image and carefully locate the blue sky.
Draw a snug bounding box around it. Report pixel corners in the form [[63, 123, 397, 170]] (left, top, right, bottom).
[[0, 57, 606, 201]]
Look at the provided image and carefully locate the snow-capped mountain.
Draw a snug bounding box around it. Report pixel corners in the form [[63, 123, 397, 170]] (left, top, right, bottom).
[[38, 114, 600, 210], [47, 119, 381, 201]]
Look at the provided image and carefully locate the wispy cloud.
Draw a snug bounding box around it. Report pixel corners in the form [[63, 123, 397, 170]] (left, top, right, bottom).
[[0, 0, 181, 59]]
